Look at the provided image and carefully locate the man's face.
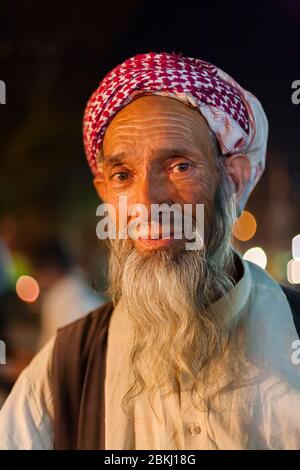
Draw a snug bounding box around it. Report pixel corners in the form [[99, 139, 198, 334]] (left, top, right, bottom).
[[95, 95, 220, 253]]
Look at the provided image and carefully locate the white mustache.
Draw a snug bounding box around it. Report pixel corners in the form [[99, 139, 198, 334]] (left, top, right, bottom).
[[117, 213, 203, 245]]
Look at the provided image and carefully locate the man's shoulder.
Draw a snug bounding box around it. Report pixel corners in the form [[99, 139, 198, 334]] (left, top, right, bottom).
[[0, 337, 55, 449], [244, 258, 300, 337]]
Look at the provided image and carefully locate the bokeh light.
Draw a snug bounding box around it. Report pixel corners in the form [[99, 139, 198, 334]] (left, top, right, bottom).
[[16, 275, 40, 303], [287, 259, 300, 284], [243, 247, 267, 270], [233, 211, 257, 242], [292, 234, 300, 261]]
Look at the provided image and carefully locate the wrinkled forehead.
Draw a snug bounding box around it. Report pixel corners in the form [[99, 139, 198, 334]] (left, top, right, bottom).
[[102, 95, 215, 158]]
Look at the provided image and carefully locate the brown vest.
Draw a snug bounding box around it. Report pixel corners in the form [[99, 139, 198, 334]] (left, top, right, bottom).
[[52, 302, 114, 450]]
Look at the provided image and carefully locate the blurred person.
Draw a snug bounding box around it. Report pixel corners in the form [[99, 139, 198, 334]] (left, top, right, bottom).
[[31, 239, 103, 347], [0, 52, 300, 450], [0, 239, 37, 403]]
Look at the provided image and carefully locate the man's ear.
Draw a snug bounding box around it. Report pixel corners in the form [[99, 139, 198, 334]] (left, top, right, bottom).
[[93, 170, 107, 202], [224, 154, 251, 202]]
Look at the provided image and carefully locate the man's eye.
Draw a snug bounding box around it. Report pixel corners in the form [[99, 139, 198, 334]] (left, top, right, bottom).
[[172, 163, 191, 173], [111, 172, 129, 181]]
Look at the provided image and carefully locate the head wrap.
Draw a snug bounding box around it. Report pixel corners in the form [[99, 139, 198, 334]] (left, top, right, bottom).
[[83, 52, 268, 211]]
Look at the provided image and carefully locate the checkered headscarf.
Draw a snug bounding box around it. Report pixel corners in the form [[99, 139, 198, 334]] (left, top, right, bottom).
[[83, 52, 268, 211]]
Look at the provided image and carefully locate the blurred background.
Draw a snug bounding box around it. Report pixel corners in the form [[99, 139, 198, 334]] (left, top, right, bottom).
[[0, 0, 299, 403]]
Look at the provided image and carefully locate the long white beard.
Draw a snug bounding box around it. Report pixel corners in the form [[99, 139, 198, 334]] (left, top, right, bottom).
[[106, 170, 237, 413]]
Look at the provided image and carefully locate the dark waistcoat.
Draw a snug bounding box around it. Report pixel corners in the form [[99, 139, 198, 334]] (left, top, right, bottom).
[[52, 301, 114, 450]]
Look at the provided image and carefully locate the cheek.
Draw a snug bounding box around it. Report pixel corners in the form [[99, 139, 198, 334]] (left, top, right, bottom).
[[178, 175, 218, 226], [178, 173, 217, 204]]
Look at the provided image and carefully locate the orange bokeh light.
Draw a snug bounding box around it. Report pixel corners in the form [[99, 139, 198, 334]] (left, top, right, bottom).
[[16, 275, 40, 303], [233, 210, 257, 242]]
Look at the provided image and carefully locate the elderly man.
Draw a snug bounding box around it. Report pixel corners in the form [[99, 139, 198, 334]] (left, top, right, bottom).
[[0, 52, 300, 450]]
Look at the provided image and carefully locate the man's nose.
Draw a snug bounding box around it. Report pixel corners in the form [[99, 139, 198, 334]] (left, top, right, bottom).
[[134, 173, 172, 209]]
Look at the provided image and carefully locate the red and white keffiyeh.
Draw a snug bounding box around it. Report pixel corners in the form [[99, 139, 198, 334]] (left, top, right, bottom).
[[83, 52, 268, 210]]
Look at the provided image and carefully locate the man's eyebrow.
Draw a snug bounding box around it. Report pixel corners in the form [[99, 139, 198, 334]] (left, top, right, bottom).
[[155, 147, 197, 160], [104, 154, 126, 168], [104, 148, 198, 167]]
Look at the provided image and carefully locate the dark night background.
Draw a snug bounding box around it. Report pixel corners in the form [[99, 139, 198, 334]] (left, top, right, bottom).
[[0, 0, 299, 284]]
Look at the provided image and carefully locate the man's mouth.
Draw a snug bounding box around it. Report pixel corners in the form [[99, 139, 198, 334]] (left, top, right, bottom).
[[135, 232, 177, 250]]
